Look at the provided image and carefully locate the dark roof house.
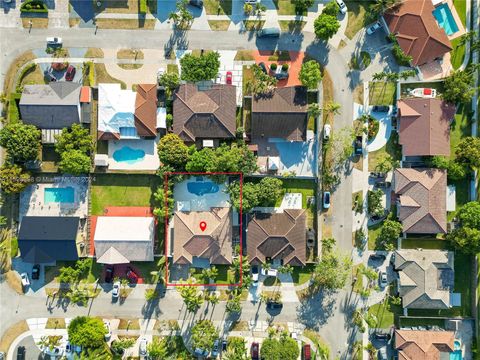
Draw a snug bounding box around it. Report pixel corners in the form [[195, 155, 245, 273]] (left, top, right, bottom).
[[173, 84, 236, 143], [394, 168, 447, 234], [251, 86, 308, 141], [383, 0, 452, 66], [19, 83, 82, 129], [18, 216, 79, 263], [398, 98, 456, 156], [247, 209, 307, 266]]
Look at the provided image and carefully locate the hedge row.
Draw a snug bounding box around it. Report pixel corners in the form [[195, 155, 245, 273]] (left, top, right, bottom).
[[8, 93, 22, 122], [20, 0, 48, 13]]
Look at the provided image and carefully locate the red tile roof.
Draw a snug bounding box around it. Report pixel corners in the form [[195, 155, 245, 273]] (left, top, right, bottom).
[[395, 330, 454, 360], [383, 0, 452, 66], [134, 84, 157, 137]]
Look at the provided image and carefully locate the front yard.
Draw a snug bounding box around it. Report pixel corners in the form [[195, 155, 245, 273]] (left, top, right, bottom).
[[345, 0, 374, 39], [204, 0, 232, 15], [368, 132, 402, 172], [369, 82, 396, 106], [91, 174, 159, 215]]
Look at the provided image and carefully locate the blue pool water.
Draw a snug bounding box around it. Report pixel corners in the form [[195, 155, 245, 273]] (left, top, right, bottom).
[[187, 181, 219, 196], [433, 4, 459, 35], [450, 350, 463, 360], [113, 146, 145, 164], [44, 187, 75, 203]]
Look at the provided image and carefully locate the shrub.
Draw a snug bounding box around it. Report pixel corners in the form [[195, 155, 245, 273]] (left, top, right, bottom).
[[367, 117, 379, 141], [392, 44, 412, 66], [8, 93, 21, 122], [20, 0, 48, 13], [139, 0, 147, 13], [166, 113, 173, 128], [17, 63, 36, 88], [270, 63, 277, 71], [282, 63, 289, 71]]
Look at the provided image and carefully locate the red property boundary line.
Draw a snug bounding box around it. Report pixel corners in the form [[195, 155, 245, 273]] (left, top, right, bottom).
[[164, 172, 243, 287]]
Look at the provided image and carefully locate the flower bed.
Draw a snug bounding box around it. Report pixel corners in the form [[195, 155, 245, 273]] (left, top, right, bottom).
[[368, 116, 379, 141], [20, 0, 48, 13]]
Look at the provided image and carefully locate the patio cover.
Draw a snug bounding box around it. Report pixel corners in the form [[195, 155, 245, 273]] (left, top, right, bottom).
[[156, 107, 166, 129], [97, 246, 130, 265], [267, 156, 280, 171]]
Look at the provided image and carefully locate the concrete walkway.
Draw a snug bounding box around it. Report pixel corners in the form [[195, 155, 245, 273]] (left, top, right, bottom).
[[367, 106, 393, 153]]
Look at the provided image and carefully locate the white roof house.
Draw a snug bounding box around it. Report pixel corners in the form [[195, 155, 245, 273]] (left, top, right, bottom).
[[98, 83, 137, 138], [94, 216, 155, 263]]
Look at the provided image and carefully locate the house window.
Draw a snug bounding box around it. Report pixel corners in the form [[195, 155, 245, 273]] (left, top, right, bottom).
[[119, 127, 138, 139]]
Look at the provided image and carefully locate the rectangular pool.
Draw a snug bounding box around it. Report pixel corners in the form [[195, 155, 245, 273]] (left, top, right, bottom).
[[433, 4, 459, 35], [44, 187, 75, 203]]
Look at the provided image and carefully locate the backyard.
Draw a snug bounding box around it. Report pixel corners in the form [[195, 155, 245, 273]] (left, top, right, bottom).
[[91, 174, 159, 215]]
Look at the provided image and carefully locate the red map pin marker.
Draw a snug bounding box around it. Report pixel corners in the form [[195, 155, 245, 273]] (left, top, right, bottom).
[[199, 221, 207, 232]]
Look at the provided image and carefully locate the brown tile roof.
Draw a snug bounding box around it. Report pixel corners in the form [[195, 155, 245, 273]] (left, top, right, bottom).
[[173, 84, 236, 142], [251, 86, 308, 141], [247, 209, 307, 266], [383, 0, 452, 66], [134, 84, 157, 137], [394, 168, 447, 234], [173, 207, 232, 265], [398, 98, 456, 156], [395, 329, 454, 360]]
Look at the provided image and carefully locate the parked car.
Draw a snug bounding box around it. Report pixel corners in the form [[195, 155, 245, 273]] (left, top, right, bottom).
[[390, 252, 396, 266], [221, 339, 227, 352], [20, 273, 30, 288], [139, 338, 147, 356], [372, 105, 389, 112], [374, 181, 391, 188], [369, 172, 386, 179], [126, 267, 139, 282], [251, 265, 259, 284], [211, 339, 219, 358], [322, 191, 331, 209], [226, 71, 233, 85], [366, 22, 381, 35], [244, 0, 260, 4], [258, 62, 267, 74], [251, 342, 259, 360], [266, 301, 283, 310], [112, 281, 120, 298], [302, 344, 311, 360], [65, 342, 72, 354], [65, 65, 76, 81], [32, 264, 40, 280], [335, 0, 347, 14], [16, 346, 25, 360], [368, 253, 386, 262], [323, 124, 331, 141], [44, 70, 56, 82], [274, 72, 289, 80], [194, 348, 209, 357], [189, 0, 203, 7], [104, 266, 114, 283], [104, 321, 112, 341], [257, 27, 281, 38], [354, 135, 363, 155], [46, 37, 62, 46], [371, 210, 389, 222], [374, 332, 391, 341], [378, 271, 388, 287]]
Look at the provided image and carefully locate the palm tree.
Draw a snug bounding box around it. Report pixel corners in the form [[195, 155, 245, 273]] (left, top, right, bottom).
[[222, 349, 248, 360], [372, 72, 385, 81], [278, 264, 293, 276], [226, 294, 242, 314], [308, 103, 322, 118], [261, 261, 271, 273], [37, 335, 62, 352], [74, 346, 111, 360], [323, 101, 341, 116], [458, 30, 477, 47], [399, 69, 416, 80]]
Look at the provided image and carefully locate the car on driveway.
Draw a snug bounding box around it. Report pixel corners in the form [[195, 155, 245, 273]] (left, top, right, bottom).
[[251, 342, 259, 360], [46, 37, 62, 46], [335, 0, 347, 14], [139, 338, 147, 356], [323, 124, 331, 141], [65, 65, 76, 81], [251, 265, 259, 284], [374, 181, 391, 188], [366, 22, 382, 35], [20, 273, 30, 288], [257, 27, 281, 38], [126, 267, 139, 283], [44, 70, 56, 82], [368, 253, 386, 262], [266, 301, 283, 310], [372, 105, 389, 112], [112, 281, 120, 298], [65, 342, 72, 354], [32, 264, 40, 280], [226, 71, 233, 85], [354, 135, 363, 155], [16, 346, 25, 360], [194, 348, 209, 357], [189, 0, 203, 7], [378, 271, 388, 288], [211, 339, 219, 358], [323, 191, 331, 209], [302, 344, 311, 360], [274, 72, 289, 80], [369, 172, 386, 179]]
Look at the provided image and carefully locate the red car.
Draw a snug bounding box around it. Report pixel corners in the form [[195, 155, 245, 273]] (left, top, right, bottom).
[[65, 65, 76, 81], [302, 344, 311, 360], [126, 267, 139, 282], [251, 342, 259, 360], [226, 71, 233, 85]]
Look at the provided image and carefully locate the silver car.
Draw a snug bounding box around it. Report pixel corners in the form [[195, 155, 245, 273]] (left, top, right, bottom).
[[139, 337, 148, 356]]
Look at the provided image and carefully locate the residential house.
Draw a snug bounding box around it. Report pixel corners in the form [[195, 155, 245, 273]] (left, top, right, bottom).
[[394, 249, 456, 310], [394, 168, 447, 234], [97, 83, 158, 140], [18, 216, 80, 263], [173, 83, 236, 147], [93, 216, 155, 263], [247, 209, 307, 266], [395, 329, 455, 359], [172, 207, 233, 266], [397, 98, 456, 158], [19, 83, 90, 142], [382, 0, 452, 67]]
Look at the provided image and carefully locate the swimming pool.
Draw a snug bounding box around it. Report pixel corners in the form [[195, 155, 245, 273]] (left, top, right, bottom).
[[187, 181, 220, 196], [450, 350, 463, 360], [113, 146, 146, 164], [433, 4, 459, 35], [44, 187, 75, 203]]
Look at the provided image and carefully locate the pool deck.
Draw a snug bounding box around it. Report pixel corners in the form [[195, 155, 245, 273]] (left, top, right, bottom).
[[173, 178, 230, 212], [107, 137, 160, 171], [442, 0, 466, 41]]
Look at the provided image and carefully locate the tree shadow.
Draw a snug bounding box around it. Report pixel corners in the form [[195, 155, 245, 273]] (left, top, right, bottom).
[[296, 289, 336, 330]]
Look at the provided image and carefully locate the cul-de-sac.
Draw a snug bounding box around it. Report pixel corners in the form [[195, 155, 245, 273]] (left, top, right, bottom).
[[0, 0, 479, 359]]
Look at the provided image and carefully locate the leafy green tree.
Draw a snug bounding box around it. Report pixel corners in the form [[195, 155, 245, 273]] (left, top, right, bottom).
[[37, 335, 63, 352], [158, 72, 180, 98], [246, 65, 278, 96], [260, 336, 299, 360], [191, 320, 219, 352], [443, 70, 475, 104], [312, 251, 352, 290], [378, 220, 402, 245], [215, 143, 258, 174], [68, 316, 107, 349], [226, 294, 242, 314], [59, 150, 91, 175], [427, 156, 467, 180], [367, 189, 384, 217], [180, 51, 221, 82], [455, 137, 480, 169], [375, 153, 399, 173], [145, 289, 159, 301], [257, 177, 283, 206], [157, 133, 189, 170], [299, 60, 322, 89], [153, 184, 174, 222], [447, 201, 480, 254], [295, 0, 314, 11], [146, 337, 168, 359], [457, 201, 480, 228], [111, 338, 135, 355], [227, 181, 258, 212], [169, 0, 193, 29], [370, 0, 400, 14], [0, 164, 30, 194], [322, 0, 339, 15], [185, 148, 217, 172], [314, 13, 340, 40], [0, 122, 40, 162], [55, 123, 93, 155]]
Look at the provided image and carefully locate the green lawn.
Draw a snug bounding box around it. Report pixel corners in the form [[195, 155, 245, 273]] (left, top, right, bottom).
[[291, 264, 314, 285], [401, 238, 448, 250], [91, 174, 159, 215], [278, 20, 306, 33], [450, 39, 465, 70], [44, 260, 102, 284], [344, 1, 374, 39], [273, 0, 306, 15], [453, 0, 466, 25], [203, 0, 232, 15], [367, 208, 398, 250], [369, 82, 396, 106], [368, 300, 400, 328], [399, 317, 446, 328], [368, 132, 402, 172]]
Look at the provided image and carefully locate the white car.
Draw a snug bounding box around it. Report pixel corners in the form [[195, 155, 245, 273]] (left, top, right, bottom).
[[139, 337, 148, 356], [244, 0, 259, 4], [335, 0, 347, 14], [323, 124, 331, 140], [378, 271, 388, 288], [46, 37, 62, 46], [103, 321, 111, 341], [20, 273, 30, 287], [112, 282, 120, 298], [366, 22, 382, 35]]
